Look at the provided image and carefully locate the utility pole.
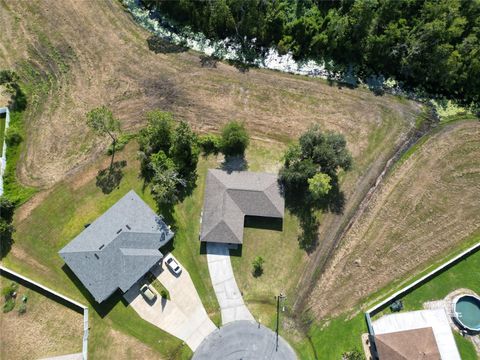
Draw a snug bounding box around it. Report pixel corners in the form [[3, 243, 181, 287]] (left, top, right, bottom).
[[275, 292, 286, 350]]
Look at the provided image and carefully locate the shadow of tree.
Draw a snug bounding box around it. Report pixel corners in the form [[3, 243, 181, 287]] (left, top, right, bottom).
[[283, 175, 345, 253], [96, 160, 127, 194], [199, 55, 218, 68], [220, 155, 248, 173], [147, 35, 188, 54]]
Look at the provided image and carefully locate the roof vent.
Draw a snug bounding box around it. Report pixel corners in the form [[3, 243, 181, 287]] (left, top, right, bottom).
[[99, 244, 105, 250], [126, 224, 131, 230], [94, 254, 99, 260], [116, 228, 123, 234]]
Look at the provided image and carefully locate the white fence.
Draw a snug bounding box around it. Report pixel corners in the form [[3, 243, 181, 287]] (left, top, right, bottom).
[[0, 266, 89, 359], [0, 106, 10, 196], [365, 241, 480, 337]]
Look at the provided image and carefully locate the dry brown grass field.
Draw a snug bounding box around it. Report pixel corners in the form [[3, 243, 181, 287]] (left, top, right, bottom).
[[0, 1, 419, 189], [0, 276, 83, 360], [312, 120, 480, 318]]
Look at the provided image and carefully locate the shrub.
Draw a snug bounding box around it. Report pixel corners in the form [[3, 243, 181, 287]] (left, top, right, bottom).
[[5, 127, 23, 147], [160, 290, 168, 299], [199, 134, 221, 156], [18, 302, 27, 315], [1, 282, 18, 300], [342, 349, 365, 360], [252, 256, 265, 277], [3, 298, 15, 313], [220, 121, 249, 157]]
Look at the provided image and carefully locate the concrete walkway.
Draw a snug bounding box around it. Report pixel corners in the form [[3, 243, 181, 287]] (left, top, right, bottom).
[[124, 255, 217, 351], [206, 243, 254, 324]]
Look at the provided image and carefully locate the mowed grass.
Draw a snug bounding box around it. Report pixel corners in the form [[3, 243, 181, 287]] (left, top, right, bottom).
[[0, 275, 83, 360], [3, 138, 304, 358], [370, 237, 480, 360]]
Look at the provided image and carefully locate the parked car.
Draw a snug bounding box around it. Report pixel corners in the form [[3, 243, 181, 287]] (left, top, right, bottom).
[[164, 254, 182, 275], [140, 284, 157, 302]]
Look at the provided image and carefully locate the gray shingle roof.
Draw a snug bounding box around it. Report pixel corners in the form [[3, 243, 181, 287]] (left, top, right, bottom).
[[59, 190, 173, 303], [200, 169, 284, 244]]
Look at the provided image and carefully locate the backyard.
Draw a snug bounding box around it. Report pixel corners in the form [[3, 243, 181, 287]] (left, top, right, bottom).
[[0, 275, 83, 360]]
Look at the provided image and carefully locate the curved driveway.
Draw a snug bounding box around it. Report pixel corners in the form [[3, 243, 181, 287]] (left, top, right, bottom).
[[206, 242, 254, 324]]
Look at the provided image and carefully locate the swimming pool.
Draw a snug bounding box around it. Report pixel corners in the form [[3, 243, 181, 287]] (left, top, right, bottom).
[[453, 295, 480, 332]]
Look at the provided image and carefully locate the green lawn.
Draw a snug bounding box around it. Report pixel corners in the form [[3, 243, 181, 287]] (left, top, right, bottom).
[[370, 240, 480, 360], [2, 138, 297, 359]]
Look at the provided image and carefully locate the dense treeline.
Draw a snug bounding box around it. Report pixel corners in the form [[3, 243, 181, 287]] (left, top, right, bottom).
[[142, 0, 480, 110]]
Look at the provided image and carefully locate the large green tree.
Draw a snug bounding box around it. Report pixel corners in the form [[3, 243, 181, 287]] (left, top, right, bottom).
[[144, 0, 480, 110], [220, 120, 250, 157]]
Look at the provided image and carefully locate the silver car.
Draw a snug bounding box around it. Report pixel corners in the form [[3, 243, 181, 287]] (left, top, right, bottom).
[[140, 284, 157, 302], [164, 254, 182, 275]]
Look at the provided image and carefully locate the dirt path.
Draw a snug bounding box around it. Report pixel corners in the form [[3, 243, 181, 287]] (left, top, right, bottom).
[[310, 120, 480, 319]]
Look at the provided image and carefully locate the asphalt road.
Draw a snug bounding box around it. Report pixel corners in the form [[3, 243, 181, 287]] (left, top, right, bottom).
[[192, 320, 297, 360]]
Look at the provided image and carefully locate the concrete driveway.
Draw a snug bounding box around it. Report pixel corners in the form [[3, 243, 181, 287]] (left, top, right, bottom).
[[206, 243, 254, 324], [124, 254, 217, 351]]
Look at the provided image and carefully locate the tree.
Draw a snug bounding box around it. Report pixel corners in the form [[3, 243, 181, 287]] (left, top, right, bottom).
[[86, 106, 120, 151], [308, 173, 332, 199], [199, 134, 221, 156], [170, 120, 199, 178], [138, 111, 175, 179], [252, 256, 265, 277], [149, 151, 186, 207], [0, 197, 15, 258], [279, 125, 351, 192], [138, 111, 174, 156], [220, 121, 250, 157]]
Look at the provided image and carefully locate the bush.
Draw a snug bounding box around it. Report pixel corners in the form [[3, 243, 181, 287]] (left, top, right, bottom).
[[5, 127, 23, 147], [220, 121, 249, 157], [252, 256, 265, 277], [1, 282, 18, 300], [342, 349, 364, 360], [3, 298, 15, 313], [199, 134, 221, 156], [160, 290, 168, 299], [18, 302, 26, 315]]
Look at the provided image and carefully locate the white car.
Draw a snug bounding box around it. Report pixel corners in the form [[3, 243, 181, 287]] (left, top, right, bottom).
[[164, 254, 182, 275]]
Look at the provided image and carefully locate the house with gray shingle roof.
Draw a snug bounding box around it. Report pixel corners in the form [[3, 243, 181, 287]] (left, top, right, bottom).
[[200, 169, 284, 244], [59, 190, 173, 303]]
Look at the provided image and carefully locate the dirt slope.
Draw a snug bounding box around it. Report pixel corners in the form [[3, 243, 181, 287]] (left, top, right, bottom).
[[311, 120, 480, 318], [0, 0, 419, 188]]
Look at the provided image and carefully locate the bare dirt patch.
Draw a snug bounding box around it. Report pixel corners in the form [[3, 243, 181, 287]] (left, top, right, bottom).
[[0, 0, 420, 188], [0, 276, 83, 360], [311, 121, 480, 319]]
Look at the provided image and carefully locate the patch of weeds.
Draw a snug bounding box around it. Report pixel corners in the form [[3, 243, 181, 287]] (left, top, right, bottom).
[[3, 298, 15, 313], [2, 111, 37, 204]]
